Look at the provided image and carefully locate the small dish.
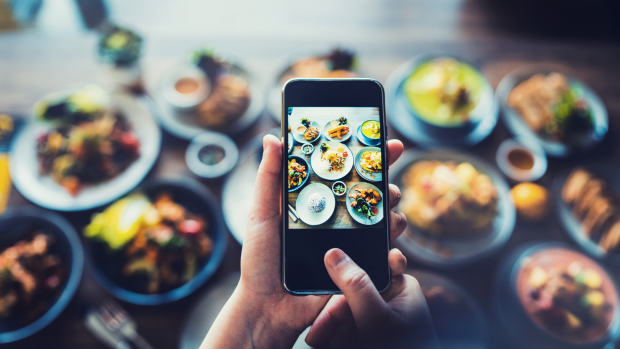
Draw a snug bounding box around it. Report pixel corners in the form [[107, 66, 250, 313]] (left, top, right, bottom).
[[294, 125, 307, 136], [161, 64, 211, 110], [496, 136, 547, 182], [0, 207, 83, 343], [332, 181, 347, 196], [493, 243, 620, 349], [186, 132, 238, 179], [300, 143, 314, 155], [295, 183, 336, 226]]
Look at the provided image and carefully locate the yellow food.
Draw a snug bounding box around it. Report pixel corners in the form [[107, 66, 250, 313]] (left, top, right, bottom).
[[361, 121, 380, 139], [511, 182, 549, 221], [360, 151, 381, 173]]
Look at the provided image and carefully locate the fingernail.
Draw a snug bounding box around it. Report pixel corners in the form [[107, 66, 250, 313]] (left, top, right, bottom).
[[328, 249, 348, 269]]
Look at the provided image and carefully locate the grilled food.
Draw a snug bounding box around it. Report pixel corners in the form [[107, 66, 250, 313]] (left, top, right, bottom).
[[562, 169, 620, 252]]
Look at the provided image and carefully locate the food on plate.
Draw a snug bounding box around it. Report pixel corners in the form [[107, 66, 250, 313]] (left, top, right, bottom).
[[400, 161, 498, 235], [562, 169, 620, 252], [507, 73, 594, 144], [192, 50, 251, 128], [404, 58, 485, 125], [517, 248, 617, 342], [320, 143, 348, 172], [34, 85, 141, 196], [288, 158, 307, 190], [85, 193, 213, 294], [98, 25, 143, 66], [279, 48, 358, 83], [511, 182, 550, 221], [332, 182, 346, 196], [299, 118, 319, 141], [349, 188, 382, 219], [361, 120, 381, 139], [296, 125, 307, 134], [327, 125, 350, 140], [360, 151, 382, 173], [0, 233, 66, 321], [307, 193, 327, 213]]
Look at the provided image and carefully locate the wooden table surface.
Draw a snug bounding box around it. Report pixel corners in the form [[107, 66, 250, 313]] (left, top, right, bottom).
[[1, 0, 620, 348]]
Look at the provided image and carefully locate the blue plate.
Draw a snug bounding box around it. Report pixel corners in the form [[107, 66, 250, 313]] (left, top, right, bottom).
[[497, 65, 608, 157], [85, 175, 227, 305], [354, 146, 382, 182], [390, 148, 515, 268], [385, 56, 499, 146], [0, 207, 84, 343], [288, 155, 310, 192]]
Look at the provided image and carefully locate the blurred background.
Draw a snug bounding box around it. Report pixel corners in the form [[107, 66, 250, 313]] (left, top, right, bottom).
[[1, 0, 620, 348]]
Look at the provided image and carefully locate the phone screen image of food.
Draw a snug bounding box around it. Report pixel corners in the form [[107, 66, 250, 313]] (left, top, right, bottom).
[[287, 107, 386, 230]]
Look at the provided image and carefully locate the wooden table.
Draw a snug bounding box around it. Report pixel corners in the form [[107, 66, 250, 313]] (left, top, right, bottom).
[[288, 109, 385, 229], [1, 0, 620, 348]]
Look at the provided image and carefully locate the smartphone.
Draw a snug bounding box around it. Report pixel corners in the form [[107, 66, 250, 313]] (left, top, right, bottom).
[[281, 79, 391, 295]]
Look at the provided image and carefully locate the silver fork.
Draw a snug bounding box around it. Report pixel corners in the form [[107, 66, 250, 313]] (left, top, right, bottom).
[[96, 300, 156, 349]]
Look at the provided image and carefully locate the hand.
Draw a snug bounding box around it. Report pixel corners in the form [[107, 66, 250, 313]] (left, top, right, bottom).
[[201, 135, 410, 349], [305, 248, 439, 349]]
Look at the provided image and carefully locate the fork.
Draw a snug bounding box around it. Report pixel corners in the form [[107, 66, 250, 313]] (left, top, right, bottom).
[[96, 300, 156, 349]]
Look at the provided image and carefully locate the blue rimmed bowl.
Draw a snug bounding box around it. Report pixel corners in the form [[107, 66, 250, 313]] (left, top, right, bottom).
[[287, 155, 310, 192], [85, 175, 227, 305], [0, 207, 84, 343]]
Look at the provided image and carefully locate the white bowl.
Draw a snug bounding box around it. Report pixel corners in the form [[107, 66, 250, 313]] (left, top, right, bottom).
[[186, 132, 238, 178], [332, 181, 347, 196], [496, 136, 547, 182], [161, 64, 211, 110]]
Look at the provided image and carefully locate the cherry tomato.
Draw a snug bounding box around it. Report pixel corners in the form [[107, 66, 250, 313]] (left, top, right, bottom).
[[179, 220, 202, 234], [343, 151, 348, 157]]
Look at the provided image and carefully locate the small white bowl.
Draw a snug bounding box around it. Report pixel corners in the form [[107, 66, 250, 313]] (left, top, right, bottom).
[[300, 143, 314, 155], [161, 64, 211, 110], [186, 132, 238, 178], [295, 125, 307, 136], [496, 136, 547, 182], [332, 181, 347, 196]]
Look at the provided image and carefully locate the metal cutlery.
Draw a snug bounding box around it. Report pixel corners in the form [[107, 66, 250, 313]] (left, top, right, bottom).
[[95, 300, 156, 349]]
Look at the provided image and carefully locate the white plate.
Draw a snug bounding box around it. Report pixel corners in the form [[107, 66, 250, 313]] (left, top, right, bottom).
[[295, 183, 336, 226], [10, 87, 161, 211], [292, 121, 322, 144], [323, 121, 352, 142], [355, 146, 383, 182], [310, 142, 354, 180], [287, 133, 293, 154], [153, 63, 264, 140], [345, 182, 384, 225]]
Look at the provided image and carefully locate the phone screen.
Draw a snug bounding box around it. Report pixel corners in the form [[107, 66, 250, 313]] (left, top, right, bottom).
[[282, 79, 390, 294]]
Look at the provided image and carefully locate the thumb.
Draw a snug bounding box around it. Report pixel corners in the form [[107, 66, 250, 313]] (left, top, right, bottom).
[[324, 248, 388, 329]]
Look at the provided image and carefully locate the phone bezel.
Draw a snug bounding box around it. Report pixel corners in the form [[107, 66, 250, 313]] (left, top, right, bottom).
[[281, 78, 392, 295]]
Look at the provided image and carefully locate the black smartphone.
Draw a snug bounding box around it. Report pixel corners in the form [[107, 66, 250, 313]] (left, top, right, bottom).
[[281, 78, 391, 295]]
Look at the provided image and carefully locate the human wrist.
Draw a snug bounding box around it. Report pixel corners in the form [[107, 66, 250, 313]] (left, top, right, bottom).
[[228, 284, 301, 349]]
